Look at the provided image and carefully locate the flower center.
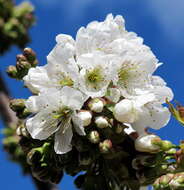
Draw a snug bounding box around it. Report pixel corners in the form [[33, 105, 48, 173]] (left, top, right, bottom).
[[118, 68, 130, 82], [118, 62, 139, 86], [59, 76, 74, 87], [85, 67, 104, 89], [53, 106, 73, 120]]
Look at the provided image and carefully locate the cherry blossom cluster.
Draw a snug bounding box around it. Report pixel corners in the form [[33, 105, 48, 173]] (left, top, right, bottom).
[[23, 14, 173, 154]]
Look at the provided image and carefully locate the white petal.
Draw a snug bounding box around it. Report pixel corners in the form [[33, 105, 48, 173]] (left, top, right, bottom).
[[72, 113, 86, 136], [23, 65, 50, 94], [146, 104, 171, 130], [54, 122, 73, 154], [153, 85, 174, 103], [47, 34, 75, 67], [60, 86, 87, 110], [25, 89, 61, 112], [132, 104, 171, 133], [26, 109, 59, 140]]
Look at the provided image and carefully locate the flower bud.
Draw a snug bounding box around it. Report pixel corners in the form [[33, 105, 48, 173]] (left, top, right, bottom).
[[16, 60, 31, 71], [170, 173, 184, 189], [88, 98, 104, 113], [23, 47, 37, 64], [16, 54, 27, 62], [135, 134, 161, 153], [27, 148, 42, 165], [77, 110, 92, 127], [9, 99, 25, 112], [88, 131, 100, 144], [113, 99, 137, 123], [16, 124, 29, 137], [6, 66, 18, 78], [99, 139, 112, 153], [95, 116, 109, 129], [161, 140, 174, 151]]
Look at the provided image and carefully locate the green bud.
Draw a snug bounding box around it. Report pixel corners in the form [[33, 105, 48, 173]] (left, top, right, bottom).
[[27, 148, 42, 165], [161, 140, 174, 151], [88, 131, 100, 144], [166, 148, 177, 154], [6, 65, 18, 78], [18, 108, 31, 119], [9, 99, 25, 112], [99, 139, 112, 153]]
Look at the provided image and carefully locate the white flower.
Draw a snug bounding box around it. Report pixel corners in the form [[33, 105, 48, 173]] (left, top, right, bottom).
[[76, 14, 126, 56], [77, 53, 113, 97], [113, 92, 171, 134], [24, 34, 79, 94], [112, 50, 159, 97], [25, 86, 87, 154], [135, 134, 161, 153]]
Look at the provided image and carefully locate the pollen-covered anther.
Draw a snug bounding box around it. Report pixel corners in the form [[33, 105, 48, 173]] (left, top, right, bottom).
[[88, 98, 105, 113], [77, 110, 92, 127], [95, 116, 109, 129]]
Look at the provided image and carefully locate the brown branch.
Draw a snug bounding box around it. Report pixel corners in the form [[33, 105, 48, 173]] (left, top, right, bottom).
[[0, 72, 17, 127], [0, 72, 59, 190]]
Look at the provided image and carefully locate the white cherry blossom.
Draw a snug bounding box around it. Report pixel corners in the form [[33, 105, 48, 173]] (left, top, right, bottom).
[[77, 52, 114, 97], [113, 92, 171, 134], [25, 86, 87, 154], [23, 34, 79, 94]]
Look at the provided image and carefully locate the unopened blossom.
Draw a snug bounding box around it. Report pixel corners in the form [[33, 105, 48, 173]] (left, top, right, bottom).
[[95, 116, 109, 128], [77, 110, 92, 127], [25, 86, 87, 154], [135, 134, 161, 153], [88, 98, 105, 113]]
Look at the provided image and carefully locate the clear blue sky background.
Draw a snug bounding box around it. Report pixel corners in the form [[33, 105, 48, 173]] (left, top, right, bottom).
[[1, 0, 184, 189]]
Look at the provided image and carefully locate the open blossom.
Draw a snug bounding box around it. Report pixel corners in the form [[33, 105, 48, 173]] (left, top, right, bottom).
[[113, 88, 173, 134], [25, 86, 87, 154], [23, 34, 78, 94], [77, 52, 114, 97]]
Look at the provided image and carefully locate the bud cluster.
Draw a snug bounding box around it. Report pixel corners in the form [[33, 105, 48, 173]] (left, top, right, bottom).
[[0, 0, 35, 54], [154, 173, 184, 190], [7, 48, 38, 79]]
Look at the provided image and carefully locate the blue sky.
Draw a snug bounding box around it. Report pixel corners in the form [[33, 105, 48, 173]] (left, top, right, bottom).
[[1, 0, 184, 189]]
